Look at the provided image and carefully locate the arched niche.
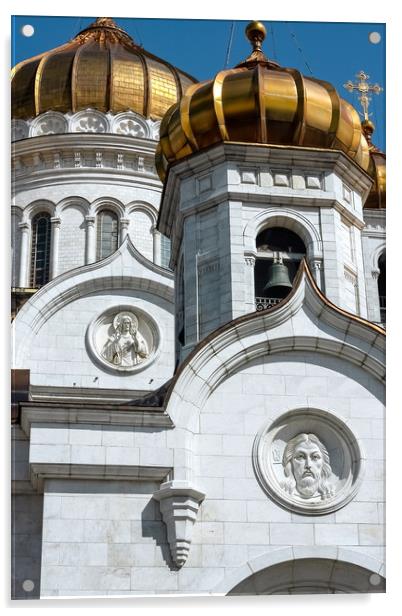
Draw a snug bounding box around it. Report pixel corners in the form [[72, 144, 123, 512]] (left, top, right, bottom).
[[227, 557, 385, 595], [58, 204, 86, 274], [254, 226, 306, 309]]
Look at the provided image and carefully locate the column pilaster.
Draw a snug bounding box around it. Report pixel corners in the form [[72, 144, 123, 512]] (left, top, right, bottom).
[[85, 216, 96, 264], [120, 218, 130, 243], [152, 225, 161, 265], [50, 217, 61, 279], [18, 222, 30, 287]]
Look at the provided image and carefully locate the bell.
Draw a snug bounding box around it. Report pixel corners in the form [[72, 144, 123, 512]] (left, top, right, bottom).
[[263, 259, 292, 298]]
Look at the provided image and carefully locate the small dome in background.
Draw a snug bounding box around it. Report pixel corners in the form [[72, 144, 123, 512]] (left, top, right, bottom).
[[156, 20, 371, 182], [361, 120, 386, 209], [11, 17, 197, 121]]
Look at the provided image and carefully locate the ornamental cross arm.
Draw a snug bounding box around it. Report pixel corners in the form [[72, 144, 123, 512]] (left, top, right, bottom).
[[343, 70, 383, 120]]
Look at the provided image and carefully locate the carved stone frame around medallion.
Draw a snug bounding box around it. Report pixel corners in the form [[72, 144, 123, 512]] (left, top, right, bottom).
[[86, 304, 161, 375], [252, 408, 365, 516]]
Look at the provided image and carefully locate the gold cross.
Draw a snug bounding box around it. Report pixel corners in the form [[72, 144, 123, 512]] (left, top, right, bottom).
[[344, 70, 383, 120]]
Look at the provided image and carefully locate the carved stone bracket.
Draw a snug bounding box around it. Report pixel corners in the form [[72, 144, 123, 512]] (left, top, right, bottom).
[[244, 255, 256, 267], [153, 480, 205, 567]]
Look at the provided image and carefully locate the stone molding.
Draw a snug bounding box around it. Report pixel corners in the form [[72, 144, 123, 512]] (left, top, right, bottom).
[[159, 142, 373, 243], [153, 480, 206, 567], [252, 408, 365, 515], [159, 145, 368, 266], [12, 236, 174, 367], [87, 305, 161, 375], [20, 403, 173, 436], [369, 242, 386, 271], [12, 109, 160, 142], [212, 546, 385, 594], [163, 262, 385, 430], [11, 133, 162, 193], [29, 462, 172, 493], [243, 207, 324, 258]]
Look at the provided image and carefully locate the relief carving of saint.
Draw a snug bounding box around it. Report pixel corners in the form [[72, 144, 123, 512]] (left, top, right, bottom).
[[102, 311, 149, 367], [281, 433, 335, 500]]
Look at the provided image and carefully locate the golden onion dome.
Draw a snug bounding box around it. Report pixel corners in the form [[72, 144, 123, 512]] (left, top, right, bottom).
[[361, 120, 386, 209], [156, 21, 370, 182], [11, 17, 197, 121]]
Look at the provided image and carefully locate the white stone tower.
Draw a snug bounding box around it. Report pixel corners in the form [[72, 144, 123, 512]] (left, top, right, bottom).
[[157, 22, 384, 360]]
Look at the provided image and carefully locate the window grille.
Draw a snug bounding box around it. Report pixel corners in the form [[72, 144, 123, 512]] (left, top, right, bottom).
[[160, 234, 171, 268], [30, 212, 51, 287], [96, 209, 119, 260]]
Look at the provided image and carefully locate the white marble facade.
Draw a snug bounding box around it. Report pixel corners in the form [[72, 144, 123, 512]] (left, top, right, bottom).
[[12, 265, 385, 596], [12, 109, 385, 597]]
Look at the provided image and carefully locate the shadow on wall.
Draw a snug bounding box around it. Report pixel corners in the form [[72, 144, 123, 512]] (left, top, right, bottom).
[[141, 499, 179, 572], [11, 493, 44, 600], [228, 558, 386, 595]]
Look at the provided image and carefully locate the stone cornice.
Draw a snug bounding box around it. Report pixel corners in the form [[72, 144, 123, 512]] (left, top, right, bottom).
[[20, 401, 174, 436], [12, 132, 158, 157], [158, 142, 371, 265], [160, 142, 373, 218], [12, 133, 162, 194], [165, 191, 365, 267], [29, 462, 172, 493]]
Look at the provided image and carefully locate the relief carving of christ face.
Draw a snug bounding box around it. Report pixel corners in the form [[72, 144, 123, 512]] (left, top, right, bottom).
[[291, 441, 324, 498], [121, 316, 133, 333], [281, 433, 335, 501]]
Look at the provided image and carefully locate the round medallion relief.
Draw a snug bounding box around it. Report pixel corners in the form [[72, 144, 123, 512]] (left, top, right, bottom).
[[87, 306, 160, 373], [252, 409, 364, 515]]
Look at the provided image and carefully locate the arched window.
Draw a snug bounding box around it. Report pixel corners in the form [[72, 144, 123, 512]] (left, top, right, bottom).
[[30, 212, 51, 287], [254, 226, 306, 310], [96, 209, 119, 260], [378, 252, 386, 324], [160, 234, 171, 269]]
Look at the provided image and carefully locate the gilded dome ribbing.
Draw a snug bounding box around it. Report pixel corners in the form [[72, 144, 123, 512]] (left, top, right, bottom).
[[156, 21, 371, 181], [11, 17, 197, 121], [361, 120, 386, 209]]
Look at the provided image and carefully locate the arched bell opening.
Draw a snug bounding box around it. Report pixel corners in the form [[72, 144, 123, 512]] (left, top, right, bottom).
[[378, 251, 386, 325], [254, 226, 306, 311], [227, 558, 385, 595]]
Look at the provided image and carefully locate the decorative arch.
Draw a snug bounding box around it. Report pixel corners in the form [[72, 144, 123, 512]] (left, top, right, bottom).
[[69, 109, 110, 134], [29, 111, 68, 137], [12, 235, 174, 366], [126, 202, 157, 262], [56, 196, 90, 217], [164, 261, 385, 432], [371, 242, 386, 272], [126, 201, 158, 224], [90, 197, 125, 218], [11, 206, 23, 224], [23, 199, 56, 223], [110, 112, 150, 139], [212, 547, 385, 594], [244, 208, 323, 258]]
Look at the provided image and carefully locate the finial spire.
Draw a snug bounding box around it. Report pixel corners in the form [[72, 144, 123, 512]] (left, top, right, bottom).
[[75, 16, 134, 44], [344, 70, 383, 121], [236, 20, 280, 69], [246, 20, 267, 54]]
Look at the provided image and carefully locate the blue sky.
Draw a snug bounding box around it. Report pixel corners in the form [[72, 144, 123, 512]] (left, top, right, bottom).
[[11, 15, 386, 151]]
